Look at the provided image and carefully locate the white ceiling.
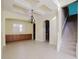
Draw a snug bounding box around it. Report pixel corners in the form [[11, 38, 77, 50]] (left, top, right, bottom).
[[58, 0, 76, 7], [2, 0, 57, 15], [2, 0, 76, 20]]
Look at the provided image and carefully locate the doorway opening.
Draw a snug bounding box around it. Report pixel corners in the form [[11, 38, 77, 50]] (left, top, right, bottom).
[[45, 20, 49, 42], [33, 23, 36, 40]]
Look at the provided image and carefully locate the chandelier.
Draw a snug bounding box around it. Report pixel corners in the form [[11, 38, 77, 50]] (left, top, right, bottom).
[[30, 10, 35, 23]]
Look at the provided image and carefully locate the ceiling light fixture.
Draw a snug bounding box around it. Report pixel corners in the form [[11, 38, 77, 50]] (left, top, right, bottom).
[[30, 10, 35, 23]]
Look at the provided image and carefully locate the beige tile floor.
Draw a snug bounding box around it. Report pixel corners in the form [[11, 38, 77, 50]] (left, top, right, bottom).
[[2, 21, 77, 59], [2, 40, 77, 59], [2, 40, 57, 59]]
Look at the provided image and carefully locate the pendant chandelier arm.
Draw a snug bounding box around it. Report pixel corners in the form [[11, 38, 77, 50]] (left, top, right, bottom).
[[30, 9, 35, 23]]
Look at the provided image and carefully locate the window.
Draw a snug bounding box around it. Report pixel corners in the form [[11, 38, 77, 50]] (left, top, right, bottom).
[[13, 24, 23, 32]]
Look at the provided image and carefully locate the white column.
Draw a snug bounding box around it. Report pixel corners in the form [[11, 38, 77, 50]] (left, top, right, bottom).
[[57, 7, 62, 52], [49, 16, 58, 45], [1, 11, 6, 46]]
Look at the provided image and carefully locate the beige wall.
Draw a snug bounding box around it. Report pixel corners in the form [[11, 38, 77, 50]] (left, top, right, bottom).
[[5, 19, 33, 35], [4, 11, 30, 21], [34, 11, 57, 42], [49, 16, 58, 45], [35, 14, 45, 42], [36, 20, 45, 42], [1, 11, 5, 46], [1, 10, 32, 46]]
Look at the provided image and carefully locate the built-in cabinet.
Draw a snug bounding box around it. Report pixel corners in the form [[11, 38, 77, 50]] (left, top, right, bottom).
[[6, 34, 32, 42]]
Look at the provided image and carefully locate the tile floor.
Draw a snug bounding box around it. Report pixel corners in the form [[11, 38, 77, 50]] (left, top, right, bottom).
[[2, 40, 57, 59], [2, 21, 77, 59]]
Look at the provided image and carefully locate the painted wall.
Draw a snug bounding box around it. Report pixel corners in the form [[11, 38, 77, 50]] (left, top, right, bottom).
[[1, 10, 32, 46], [35, 15, 46, 42], [49, 15, 58, 45], [4, 11, 30, 20], [5, 19, 33, 35], [36, 21, 45, 41], [68, 1, 78, 16], [1, 11, 5, 46], [2, 9, 59, 48], [35, 10, 59, 46]]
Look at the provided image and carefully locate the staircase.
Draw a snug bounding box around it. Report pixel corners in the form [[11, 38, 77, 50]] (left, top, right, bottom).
[[60, 19, 77, 57]]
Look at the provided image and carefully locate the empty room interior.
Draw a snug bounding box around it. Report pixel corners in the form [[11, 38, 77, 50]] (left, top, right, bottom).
[[1, 0, 78, 59]]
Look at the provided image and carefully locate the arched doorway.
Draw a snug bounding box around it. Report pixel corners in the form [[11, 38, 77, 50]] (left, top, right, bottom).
[[33, 23, 35, 40], [45, 20, 50, 42]]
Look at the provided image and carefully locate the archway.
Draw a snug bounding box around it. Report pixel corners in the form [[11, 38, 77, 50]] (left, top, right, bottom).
[[45, 20, 50, 42]]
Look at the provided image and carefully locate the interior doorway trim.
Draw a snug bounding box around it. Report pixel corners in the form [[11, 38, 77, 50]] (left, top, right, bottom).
[[45, 20, 50, 42]]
